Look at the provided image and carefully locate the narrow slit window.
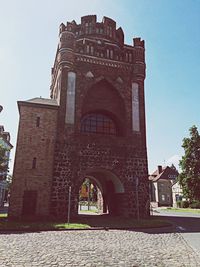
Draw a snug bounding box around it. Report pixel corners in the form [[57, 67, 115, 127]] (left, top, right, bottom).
[[32, 157, 37, 169], [86, 45, 90, 54], [91, 46, 94, 55], [110, 50, 113, 59], [106, 49, 109, 58], [36, 116, 40, 127], [85, 22, 89, 34]]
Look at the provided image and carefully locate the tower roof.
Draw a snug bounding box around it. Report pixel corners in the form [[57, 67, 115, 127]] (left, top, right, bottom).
[[26, 97, 58, 106], [17, 97, 59, 112]]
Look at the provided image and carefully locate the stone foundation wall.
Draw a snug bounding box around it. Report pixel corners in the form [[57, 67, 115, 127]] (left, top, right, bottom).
[[50, 139, 149, 219]]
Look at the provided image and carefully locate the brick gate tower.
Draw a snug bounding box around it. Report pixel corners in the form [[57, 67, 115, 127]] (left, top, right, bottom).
[[9, 15, 149, 219]]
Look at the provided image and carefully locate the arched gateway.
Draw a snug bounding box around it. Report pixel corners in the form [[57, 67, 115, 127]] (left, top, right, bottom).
[[9, 15, 149, 219], [79, 168, 125, 216]]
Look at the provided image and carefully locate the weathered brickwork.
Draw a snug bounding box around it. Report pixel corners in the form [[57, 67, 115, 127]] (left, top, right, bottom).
[[9, 103, 58, 218], [9, 15, 149, 219], [51, 141, 149, 218]]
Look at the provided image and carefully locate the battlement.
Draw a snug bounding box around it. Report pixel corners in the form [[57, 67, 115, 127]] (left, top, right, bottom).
[[133, 37, 145, 48], [81, 15, 97, 24], [59, 16, 145, 50], [52, 16, 145, 92], [59, 15, 124, 45]]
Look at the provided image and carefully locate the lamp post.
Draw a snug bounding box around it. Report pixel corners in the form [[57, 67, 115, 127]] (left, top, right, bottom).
[[67, 186, 71, 225], [87, 180, 90, 211]]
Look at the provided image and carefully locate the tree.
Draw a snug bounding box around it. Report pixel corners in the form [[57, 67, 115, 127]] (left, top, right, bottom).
[[0, 143, 9, 174], [178, 125, 200, 201]]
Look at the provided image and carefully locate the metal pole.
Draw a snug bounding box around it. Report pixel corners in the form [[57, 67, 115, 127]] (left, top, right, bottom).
[[87, 181, 90, 211], [135, 177, 140, 220], [67, 186, 71, 225]]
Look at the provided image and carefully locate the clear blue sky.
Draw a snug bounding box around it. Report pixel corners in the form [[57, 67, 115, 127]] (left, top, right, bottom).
[[0, 0, 200, 173]]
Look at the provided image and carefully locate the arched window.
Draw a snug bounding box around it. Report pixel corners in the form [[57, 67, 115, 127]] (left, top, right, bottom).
[[81, 113, 117, 135]]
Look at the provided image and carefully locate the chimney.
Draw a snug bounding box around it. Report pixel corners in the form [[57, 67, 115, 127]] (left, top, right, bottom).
[[158, 165, 162, 174]]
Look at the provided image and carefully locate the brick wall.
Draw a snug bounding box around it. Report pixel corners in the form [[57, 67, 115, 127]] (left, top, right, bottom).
[[10, 15, 149, 219], [49, 16, 149, 219], [9, 104, 58, 218]]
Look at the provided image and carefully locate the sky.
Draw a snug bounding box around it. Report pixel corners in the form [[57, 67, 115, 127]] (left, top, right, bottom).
[[0, 0, 200, 173]]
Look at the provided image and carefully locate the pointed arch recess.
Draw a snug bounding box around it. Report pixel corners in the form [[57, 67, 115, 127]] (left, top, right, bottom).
[[81, 78, 126, 136]]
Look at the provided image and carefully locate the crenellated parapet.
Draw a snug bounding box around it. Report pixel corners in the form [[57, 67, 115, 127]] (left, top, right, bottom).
[[59, 15, 123, 45], [51, 15, 146, 96]]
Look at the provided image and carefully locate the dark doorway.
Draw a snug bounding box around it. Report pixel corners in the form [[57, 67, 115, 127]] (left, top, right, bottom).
[[22, 190, 37, 216]]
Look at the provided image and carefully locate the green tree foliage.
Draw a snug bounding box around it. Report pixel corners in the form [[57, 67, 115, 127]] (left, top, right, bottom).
[[0, 143, 9, 174], [178, 125, 200, 201]]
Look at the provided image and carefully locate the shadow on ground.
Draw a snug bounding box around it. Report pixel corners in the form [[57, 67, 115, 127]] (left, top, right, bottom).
[[1, 206, 200, 235], [73, 213, 200, 235], [71, 214, 174, 232], [147, 214, 200, 234]]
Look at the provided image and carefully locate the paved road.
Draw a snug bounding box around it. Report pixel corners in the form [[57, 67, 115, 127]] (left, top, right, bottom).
[[0, 228, 200, 267], [154, 208, 200, 256]]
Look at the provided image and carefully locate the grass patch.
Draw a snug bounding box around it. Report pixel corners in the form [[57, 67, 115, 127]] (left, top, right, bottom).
[[0, 215, 172, 231], [0, 214, 7, 218], [54, 223, 89, 229], [0, 219, 90, 231], [164, 208, 200, 214]]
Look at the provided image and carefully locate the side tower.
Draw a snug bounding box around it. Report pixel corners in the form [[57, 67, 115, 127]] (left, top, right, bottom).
[[50, 15, 149, 218], [9, 99, 58, 218]]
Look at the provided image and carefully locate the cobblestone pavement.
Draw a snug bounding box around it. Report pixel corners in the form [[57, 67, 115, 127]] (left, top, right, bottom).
[[0, 230, 200, 267]]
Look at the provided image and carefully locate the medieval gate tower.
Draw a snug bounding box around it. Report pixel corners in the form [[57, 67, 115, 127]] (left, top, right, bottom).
[[9, 15, 149, 219]]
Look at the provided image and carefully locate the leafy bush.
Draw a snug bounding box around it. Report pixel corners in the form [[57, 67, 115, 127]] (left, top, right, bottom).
[[176, 200, 189, 208], [189, 201, 200, 209], [181, 200, 189, 208]]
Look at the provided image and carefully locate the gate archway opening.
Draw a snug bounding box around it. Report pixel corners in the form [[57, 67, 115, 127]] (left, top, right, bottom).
[[78, 176, 104, 215], [77, 169, 125, 216]]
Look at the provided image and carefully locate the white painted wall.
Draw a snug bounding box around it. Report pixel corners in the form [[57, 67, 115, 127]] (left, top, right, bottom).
[[132, 82, 140, 131], [65, 72, 76, 124]]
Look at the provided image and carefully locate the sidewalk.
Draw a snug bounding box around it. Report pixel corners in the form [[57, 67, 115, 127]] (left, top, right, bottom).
[[0, 205, 8, 214]]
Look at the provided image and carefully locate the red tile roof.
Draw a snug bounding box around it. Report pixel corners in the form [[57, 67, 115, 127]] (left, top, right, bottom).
[[149, 166, 179, 182]]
